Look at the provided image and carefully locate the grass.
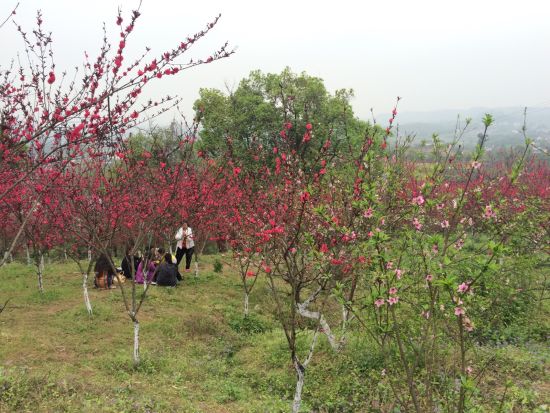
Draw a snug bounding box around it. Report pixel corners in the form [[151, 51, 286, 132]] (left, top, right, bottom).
[[0, 256, 548, 412]]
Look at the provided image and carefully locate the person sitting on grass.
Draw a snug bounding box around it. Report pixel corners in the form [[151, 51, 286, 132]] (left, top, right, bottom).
[[155, 253, 179, 287], [135, 251, 157, 284], [94, 253, 116, 289], [120, 247, 142, 279]]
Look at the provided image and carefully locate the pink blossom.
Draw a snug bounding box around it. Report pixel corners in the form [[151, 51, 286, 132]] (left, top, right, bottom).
[[463, 317, 475, 332], [425, 274, 433, 282], [441, 220, 450, 229], [386, 261, 393, 270], [454, 307, 465, 316], [483, 205, 496, 219], [458, 282, 469, 293], [412, 195, 425, 205], [472, 161, 481, 169], [363, 208, 373, 218], [374, 298, 385, 308], [387, 296, 399, 306], [413, 217, 423, 231], [389, 287, 398, 295], [395, 269, 403, 279]]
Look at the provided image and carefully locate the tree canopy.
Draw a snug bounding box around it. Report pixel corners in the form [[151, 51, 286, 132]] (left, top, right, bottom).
[[193, 67, 368, 163]]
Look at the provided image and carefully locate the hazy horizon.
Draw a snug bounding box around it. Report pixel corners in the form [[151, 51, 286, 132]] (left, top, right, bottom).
[[1, 0, 549, 122]]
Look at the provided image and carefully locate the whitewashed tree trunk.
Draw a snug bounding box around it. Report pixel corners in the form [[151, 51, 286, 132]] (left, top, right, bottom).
[[291, 330, 318, 413], [133, 320, 140, 365], [342, 305, 349, 330], [194, 261, 199, 278], [244, 291, 249, 317], [297, 302, 341, 351], [87, 248, 92, 262], [292, 358, 305, 413], [63, 248, 68, 263], [26, 245, 31, 266], [82, 273, 93, 316], [0, 201, 38, 268], [37, 252, 44, 293], [169, 244, 173, 255]]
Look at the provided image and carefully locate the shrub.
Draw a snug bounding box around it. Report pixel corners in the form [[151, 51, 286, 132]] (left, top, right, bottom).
[[213, 259, 223, 273]]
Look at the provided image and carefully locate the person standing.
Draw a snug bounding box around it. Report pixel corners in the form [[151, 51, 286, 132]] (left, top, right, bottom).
[[175, 221, 195, 272]]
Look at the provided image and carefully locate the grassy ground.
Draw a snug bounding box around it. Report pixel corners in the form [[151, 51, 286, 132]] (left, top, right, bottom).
[[0, 256, 548, 412]]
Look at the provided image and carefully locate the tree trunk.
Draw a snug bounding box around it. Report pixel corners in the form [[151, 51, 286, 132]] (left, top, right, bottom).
[[133, 320, 140, 366], [63, 248, 68, 263], [169, 243, 173, 255], [88, 248, 92, 262], [342, 305, 348, 330], [37, 252, 44, 293], [82, 273, 93, 316], [292, 358, 306, 413], [244, 291, 249, 317], [297, 303, 341, 351], [194, 261, 199, 278], [26, 245, 31, 266]]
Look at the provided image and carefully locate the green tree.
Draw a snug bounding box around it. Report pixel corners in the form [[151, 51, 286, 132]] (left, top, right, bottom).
[[193, 67, 367, 164]]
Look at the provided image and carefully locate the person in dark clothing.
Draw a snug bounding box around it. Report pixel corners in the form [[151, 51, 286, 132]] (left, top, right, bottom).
[[156, 253, 178, 286], [94, 253, 115, 288], [121, 249, 142, 279]]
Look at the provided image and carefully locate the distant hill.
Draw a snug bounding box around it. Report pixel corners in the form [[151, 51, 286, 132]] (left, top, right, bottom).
[[380, 107, 550, 149]]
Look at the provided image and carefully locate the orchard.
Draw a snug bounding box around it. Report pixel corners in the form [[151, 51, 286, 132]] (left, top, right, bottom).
[[0, 4, 548, 413]]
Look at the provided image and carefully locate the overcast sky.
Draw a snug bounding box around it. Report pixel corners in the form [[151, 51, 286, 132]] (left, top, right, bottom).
[[2, 0, 549, 121]]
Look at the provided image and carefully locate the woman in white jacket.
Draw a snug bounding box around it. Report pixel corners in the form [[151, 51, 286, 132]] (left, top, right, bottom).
[[175, 221, 195, 271]]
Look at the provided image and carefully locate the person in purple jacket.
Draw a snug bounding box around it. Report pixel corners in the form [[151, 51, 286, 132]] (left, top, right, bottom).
[[135, 251, 157, 284]]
